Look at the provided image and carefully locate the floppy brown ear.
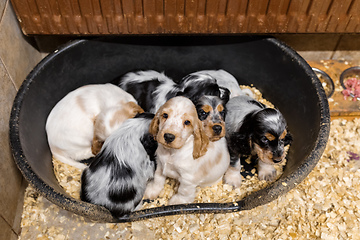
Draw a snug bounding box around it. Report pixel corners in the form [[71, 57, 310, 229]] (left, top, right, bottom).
[[193, 119, 209, 159], [149, 113, 160, 140], [92, 117, 105, 155], [125, 101, 144, 115], [91, 136, 104, 155]]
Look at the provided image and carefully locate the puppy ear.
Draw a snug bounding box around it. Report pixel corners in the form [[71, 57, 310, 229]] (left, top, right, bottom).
[[140, 133, 158, 163], [149, 117, 159, 139], [149, 110, 161, 139], [125, 101, 144, 115], [93, 116, 106, 155], [91, 136, 104, 155], [193, 119, 209, 159], [284, 131, 293, 146]]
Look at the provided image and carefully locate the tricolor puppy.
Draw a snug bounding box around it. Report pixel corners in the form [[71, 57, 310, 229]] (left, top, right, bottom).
[[46, 83, 143, 169], [179, 71, 232, 141], [80, 113, 157, 219], [195, 95, 227, 142], [224, 95, 292, 186], [144, 96, 230, 205]]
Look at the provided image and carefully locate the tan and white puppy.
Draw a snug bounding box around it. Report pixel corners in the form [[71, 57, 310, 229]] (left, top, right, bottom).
[[144, 96, 230, 205], [46, 83, 143, 169]]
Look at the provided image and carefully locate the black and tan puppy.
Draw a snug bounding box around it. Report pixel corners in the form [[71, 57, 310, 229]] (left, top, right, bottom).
[[224, 95, 292, 186]]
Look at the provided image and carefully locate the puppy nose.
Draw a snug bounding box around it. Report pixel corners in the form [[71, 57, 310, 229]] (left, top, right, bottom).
[[273, 151, 283, 163], [212, 125, 222, 135], [273, 158, 282, 164], [273, 149, 284, 159], [164, 133, 175, 143]]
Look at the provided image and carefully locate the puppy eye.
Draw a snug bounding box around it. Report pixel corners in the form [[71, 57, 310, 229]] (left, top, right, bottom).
[[198, 109, 209, 121], [163, 113, 168, 119], [220, 111, 226, 119], [199, 109, 207, 116], [184, 120, 191, 125]]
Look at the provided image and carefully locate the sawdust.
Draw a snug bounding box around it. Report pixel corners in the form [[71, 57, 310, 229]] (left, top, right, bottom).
[[51, 86, 282, 206], [20, 117, 360, 239]]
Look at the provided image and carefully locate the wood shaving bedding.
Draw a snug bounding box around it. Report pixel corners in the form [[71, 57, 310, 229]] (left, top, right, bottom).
[[20, 117, 360, 239], [20, 85, 322, 240], [51, 86, 282, 207]]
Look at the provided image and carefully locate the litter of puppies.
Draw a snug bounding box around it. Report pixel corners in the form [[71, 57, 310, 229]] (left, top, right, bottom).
[[46, 70, 290, 217]]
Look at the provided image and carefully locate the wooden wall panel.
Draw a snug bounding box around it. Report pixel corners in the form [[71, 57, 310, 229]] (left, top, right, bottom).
[[10, 0, 360, 35]]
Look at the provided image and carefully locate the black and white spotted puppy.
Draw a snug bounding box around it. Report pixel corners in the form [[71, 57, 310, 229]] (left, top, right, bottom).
[[80, 113, 157, 219], [183, 69, 252, 99], [224, 95, 292, 186], [179, 72, 230, 103], [115, 70, 180, 113]]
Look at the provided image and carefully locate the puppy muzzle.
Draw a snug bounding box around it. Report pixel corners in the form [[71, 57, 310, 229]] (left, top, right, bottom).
[[208, 123, 226, 142], [272, 149, 285, 164], [158, 133, 184, 150]]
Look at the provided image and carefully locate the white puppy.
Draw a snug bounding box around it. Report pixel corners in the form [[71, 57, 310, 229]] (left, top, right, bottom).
[[46, 83, 143, 169]]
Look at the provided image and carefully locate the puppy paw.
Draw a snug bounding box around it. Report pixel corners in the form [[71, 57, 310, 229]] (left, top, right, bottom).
[[143, 182, 163, 200], [168, 194, 193, 205], [257, 164, 277, 181], [224, 167, 242, 188]]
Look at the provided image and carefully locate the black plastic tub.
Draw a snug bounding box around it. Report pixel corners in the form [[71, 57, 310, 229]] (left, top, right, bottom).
[[9, 36, 330, 223]]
